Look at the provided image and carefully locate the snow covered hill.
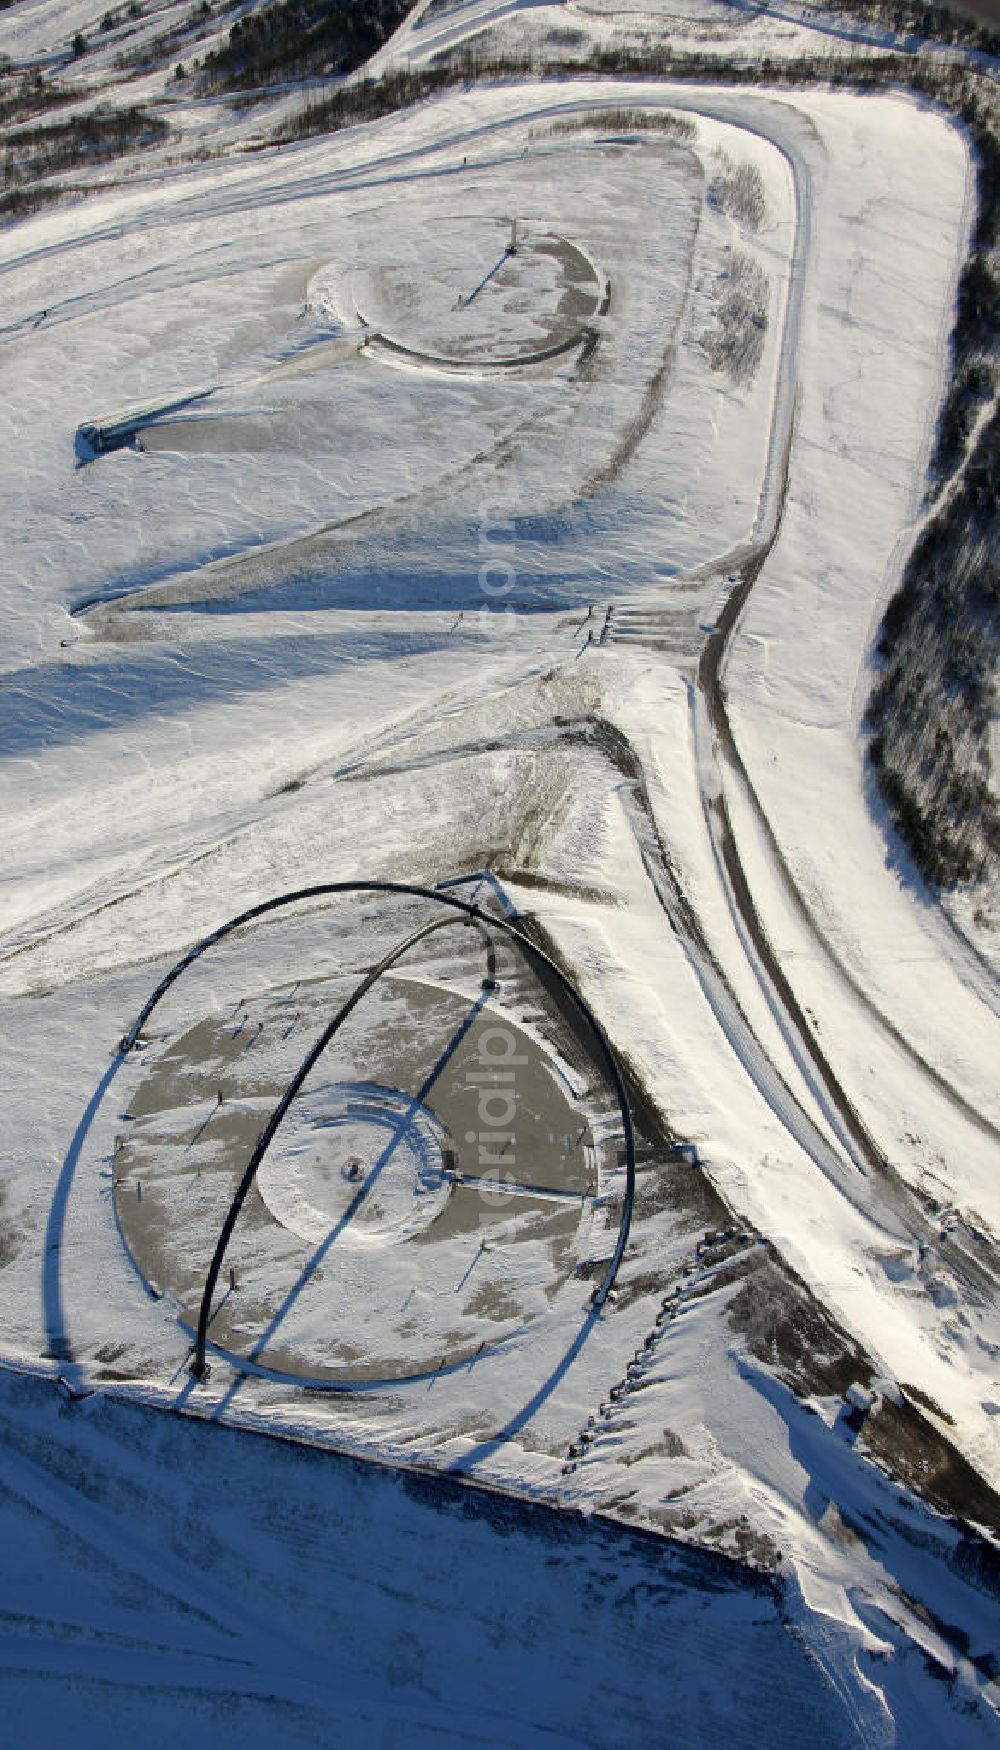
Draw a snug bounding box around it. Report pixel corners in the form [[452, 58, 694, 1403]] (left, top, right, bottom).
[[1, 0, 999, 1742]]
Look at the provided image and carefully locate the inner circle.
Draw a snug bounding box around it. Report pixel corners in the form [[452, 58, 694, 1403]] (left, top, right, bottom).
[[256, 1081, 453, 1247], [309, 221, 601, 367]]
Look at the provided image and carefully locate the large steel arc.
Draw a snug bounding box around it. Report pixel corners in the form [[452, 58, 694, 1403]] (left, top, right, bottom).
[[192, 910, 484, 1379], [119, 880, 635, 1382]]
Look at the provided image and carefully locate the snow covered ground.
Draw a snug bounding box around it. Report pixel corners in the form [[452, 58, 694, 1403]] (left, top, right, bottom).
[[1, 0, 999, 1741], [0, 1363, 882, 1749]]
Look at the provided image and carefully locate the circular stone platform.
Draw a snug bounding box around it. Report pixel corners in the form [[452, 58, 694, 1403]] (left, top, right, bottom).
[[310, 220, 602, 368], [255, 1082, 453, 1247], [114, 970, 612, 1385]]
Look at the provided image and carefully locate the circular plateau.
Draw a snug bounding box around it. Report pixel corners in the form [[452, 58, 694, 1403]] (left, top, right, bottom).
[[309, 219, 602, 367], [114, 971, 613, 1385]]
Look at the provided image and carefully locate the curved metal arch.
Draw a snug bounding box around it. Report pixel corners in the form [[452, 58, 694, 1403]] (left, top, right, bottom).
[[192, 910, 490, 1378], [118, 879, 635, 1375]]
